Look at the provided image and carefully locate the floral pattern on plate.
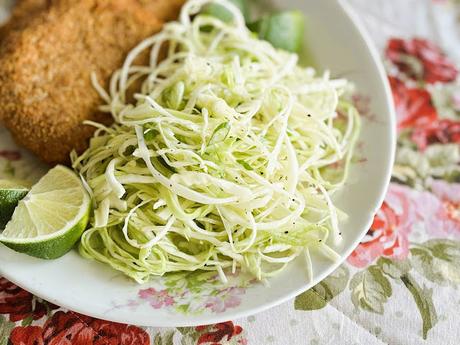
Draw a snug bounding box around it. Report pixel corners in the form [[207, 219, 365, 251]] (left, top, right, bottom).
[[119, 271, 253, 315]]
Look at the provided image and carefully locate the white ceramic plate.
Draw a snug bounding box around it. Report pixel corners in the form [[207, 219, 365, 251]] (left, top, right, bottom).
[[0, 0, 395, 327]]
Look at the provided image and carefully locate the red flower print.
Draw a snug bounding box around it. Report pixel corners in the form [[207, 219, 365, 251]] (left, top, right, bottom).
[[411, 119, 460, 150], [0, 150, 21, 161], [43, 311, 150, 345], [389, 76, 438, 131], [196, 322, 246, 345], [348, 184, 418, 268], [386, 38, 458, 83], [0, 278, 57, 322], [90, 319, 151, 345], [9, 326, 44, 345], [389, 76, 460, 149], [9, 311, 150, 345]]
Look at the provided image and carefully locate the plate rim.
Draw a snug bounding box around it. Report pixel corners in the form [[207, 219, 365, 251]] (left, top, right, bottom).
[[0, 0, 396, 327]]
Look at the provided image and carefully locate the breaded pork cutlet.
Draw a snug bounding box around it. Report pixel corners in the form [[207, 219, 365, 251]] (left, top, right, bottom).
[[0, 0, 184, 164], [0, 0, 48, 37]]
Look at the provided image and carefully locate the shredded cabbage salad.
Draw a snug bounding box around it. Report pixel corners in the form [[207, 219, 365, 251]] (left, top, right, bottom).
[[72, 0, 361, 284]]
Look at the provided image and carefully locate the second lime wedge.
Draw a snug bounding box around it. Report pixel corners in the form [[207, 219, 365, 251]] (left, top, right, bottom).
[[0, 179, 29, 228]]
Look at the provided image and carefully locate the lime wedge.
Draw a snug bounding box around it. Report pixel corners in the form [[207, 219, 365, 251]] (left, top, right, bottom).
[[0, 166, 91, 259], [202, 0, 250, 23], [0, 180, 30, 228], [249, 11, 305, 53]]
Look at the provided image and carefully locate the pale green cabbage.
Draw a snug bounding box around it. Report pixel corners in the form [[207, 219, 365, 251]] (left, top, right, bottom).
[[72, 0, 361, 284]]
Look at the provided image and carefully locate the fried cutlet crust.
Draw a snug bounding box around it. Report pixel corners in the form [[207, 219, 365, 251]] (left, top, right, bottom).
[[0, 0, 49, 38], [0, 0, 184, 164]]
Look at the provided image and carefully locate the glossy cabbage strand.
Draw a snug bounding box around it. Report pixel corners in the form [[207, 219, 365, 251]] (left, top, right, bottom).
[[73, 0, 361, 284]]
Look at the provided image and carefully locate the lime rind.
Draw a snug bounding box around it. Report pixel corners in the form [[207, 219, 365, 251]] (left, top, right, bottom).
[[0, 165, 91, 259], [1, 204, 91, 259], [0, 187, 29, 228]]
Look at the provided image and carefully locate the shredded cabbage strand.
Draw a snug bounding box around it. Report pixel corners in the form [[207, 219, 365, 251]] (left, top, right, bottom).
[[72, 0, 361, 284]]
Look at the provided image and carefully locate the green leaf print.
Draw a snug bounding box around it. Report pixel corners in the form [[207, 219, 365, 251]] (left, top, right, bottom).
[[176, 327, 194, 336], [0, 315, 15, 345], [400, 273, 438, 340], [377, 257, 411, 279], [177, 327, 198, 345], [349, 265, 392, 314], [178, 326, 208, 345], [164, 270, 219, 295], [376, 255, 440, 339], [431, 83, 460, 120], [2, 161, 15, 177], [393, 144, 460, 187], [153, 330, 176, 345], [20, 315, 34, 327], [411, 239, 460, 286], [294, 265, 349, 311]]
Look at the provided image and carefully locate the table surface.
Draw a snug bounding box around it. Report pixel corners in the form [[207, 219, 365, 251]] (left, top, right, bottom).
[[1, 0, 460, 344]]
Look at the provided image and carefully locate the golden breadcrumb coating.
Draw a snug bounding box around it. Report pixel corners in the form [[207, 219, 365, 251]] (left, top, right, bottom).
[[0, 0, 184, 164]]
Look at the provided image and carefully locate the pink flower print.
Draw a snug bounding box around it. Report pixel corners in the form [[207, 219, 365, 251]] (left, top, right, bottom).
[[138, 288, 175, 309], [414, 180, 460, 237], [348, 184, 417, 268], [205, 287, 245, 313], [452, 91, 460, 112]]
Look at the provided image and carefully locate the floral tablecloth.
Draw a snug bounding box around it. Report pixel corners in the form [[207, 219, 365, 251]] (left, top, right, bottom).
[[1, 0, 460, 344]]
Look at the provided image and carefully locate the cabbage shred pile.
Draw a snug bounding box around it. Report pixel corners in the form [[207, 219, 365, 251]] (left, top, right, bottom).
[[72, 0, 361, 284]]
